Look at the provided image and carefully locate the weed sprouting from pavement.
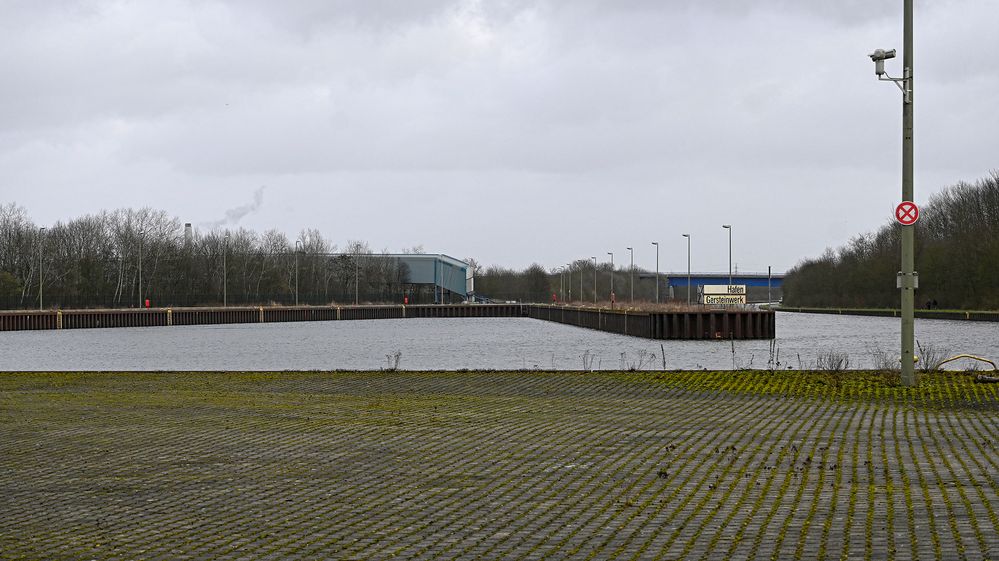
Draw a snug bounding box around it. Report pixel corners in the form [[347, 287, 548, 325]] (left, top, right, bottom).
[[621, 350, 656, 371], [915, 340, 949, 373], [816, 351, 850, 372], [385, 351, 402, 371], [767, 340, 782, 372], [866, 342, 901, 373]]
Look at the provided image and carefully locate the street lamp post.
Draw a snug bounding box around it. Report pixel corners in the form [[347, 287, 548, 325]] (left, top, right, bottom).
[[138, 229, 144, 308], [722, 225, 732, 288], [651, 242, 659, 304], [38, 227, 45, 310], [682, 234, 691, 305], [561, 266, 567, 302], [591, 256, 597, 304], [870, 1, 916, 386], [354, 254, 359, 305], [566, 264, 572, 302], [223, 232, 229, 307], [768, 265, 772, 304], [294, 240, 301, 306], [607, 252, 614, 302], [626, 247, 634, 303], [556, 266, 563, 303]]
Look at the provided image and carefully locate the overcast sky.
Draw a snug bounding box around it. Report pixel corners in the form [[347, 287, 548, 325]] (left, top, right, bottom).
[[1, 0, 996, 273]]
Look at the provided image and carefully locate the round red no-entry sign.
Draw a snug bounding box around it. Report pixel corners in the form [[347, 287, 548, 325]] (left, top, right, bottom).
[[895, 201, 919, 225]]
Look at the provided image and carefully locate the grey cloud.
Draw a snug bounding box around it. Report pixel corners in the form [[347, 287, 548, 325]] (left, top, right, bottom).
[[1, 0, 996, 272]]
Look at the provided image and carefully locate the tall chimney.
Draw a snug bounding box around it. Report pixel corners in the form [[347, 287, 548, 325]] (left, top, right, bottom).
[[184, 223, 193, 246]]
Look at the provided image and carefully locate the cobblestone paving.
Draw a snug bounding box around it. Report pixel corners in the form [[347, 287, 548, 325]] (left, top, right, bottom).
[[1, 371, 998, 560]]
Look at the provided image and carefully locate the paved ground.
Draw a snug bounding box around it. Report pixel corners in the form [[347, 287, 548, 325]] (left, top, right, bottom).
[[1, 370, 998, 560]]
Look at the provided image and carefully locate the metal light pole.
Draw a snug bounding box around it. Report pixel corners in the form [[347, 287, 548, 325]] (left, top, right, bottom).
[[901, 0, 915, 386], [722, 225, 732, 287], [626, 247, 634, 303], [561, 266, 567, 302], [138, 229, 144, 308], [870, 1, 916, 386], [38, 227, 45, 310], [607, 252, 614, 301], [556, 266, 563, 302], [768, 265, 772, 304], [566, 264, 572, 302], [294, 240, 301, 306], [652, 242, 659, 304], [682, 234, 691, 305], [591, 256, 597, 304], [354, 254, 359, 305], [223, 232, 229, 307]]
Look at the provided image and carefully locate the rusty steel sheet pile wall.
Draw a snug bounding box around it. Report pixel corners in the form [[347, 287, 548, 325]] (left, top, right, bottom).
[[525, 305, 774, 340], [0, 304, 524, 332], [0, 304, 773, 340]]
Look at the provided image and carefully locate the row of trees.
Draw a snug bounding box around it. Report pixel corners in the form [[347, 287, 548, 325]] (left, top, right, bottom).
[[783, 172, 999, 309], [0, 204, 433, 309], [475, 259, 667, 304], [1, 203, 690, 309]]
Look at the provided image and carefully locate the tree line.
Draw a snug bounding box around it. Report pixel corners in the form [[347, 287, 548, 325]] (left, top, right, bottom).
[[0, 204, 431, 309], [783, 172, 999, 310], [1, 203, 678, 309], [474, 259, 665, 304]]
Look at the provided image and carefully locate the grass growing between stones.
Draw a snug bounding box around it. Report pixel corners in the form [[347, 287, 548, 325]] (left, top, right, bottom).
[[1, 370, 998, 560]]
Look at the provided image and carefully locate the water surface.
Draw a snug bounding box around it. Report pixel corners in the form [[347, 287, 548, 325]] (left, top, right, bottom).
[[2, 312, 997, 371]]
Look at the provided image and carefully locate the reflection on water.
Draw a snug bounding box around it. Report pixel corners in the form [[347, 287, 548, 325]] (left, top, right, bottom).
[[2, 313, 997, 371]]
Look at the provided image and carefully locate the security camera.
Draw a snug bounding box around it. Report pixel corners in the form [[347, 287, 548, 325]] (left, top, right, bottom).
[[869, 48, 896, 62], [868, 48, 897, 76]]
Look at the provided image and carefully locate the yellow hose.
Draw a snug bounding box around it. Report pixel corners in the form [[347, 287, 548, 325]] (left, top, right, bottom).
[[933, 354, 998, 372]]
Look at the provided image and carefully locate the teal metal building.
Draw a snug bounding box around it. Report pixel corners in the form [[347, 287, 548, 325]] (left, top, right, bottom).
[[393, 254, 470, 303]]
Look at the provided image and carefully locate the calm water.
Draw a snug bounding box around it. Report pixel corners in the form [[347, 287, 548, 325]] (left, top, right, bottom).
[[1, 312, 997, 371]]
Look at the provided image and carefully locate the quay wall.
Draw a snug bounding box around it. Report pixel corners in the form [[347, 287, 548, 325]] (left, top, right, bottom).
[[778, 306, 999, 322], [0, 304, 774, 340], [526, 305, 774, 340]]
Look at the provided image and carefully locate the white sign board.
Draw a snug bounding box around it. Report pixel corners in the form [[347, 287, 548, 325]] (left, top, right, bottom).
[[703, 285, 746, 295], [704, 294, 747, 305]]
